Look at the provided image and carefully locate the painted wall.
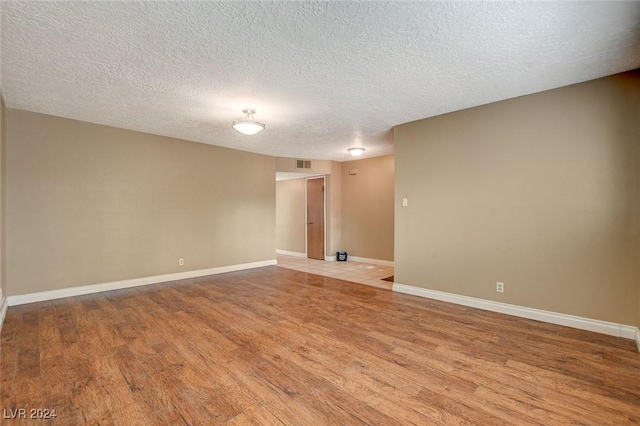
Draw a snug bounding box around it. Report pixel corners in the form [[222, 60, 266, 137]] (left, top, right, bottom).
[[276, 157, 333, 175], [327, 161, 342, 257], [6, 109, 276, 296], [341, 155, 394, 261], [275, 179, 306, 254], [394, 71, 640, 326], [0, 95, 5, 305]]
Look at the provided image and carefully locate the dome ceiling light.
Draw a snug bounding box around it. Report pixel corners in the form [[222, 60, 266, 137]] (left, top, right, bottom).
[[232, 108, 265, 135], [348, 147, 365, 157]]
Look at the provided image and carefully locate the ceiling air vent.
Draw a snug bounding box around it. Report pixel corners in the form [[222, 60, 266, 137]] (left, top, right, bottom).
[[296, 160, 312, 169]]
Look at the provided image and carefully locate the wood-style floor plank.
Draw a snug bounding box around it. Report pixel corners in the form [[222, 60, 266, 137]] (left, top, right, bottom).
[[1, 266, 639, 425]]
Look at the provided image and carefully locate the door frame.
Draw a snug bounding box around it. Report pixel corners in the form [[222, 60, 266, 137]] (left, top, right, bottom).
[[305, 176, 326, 260]]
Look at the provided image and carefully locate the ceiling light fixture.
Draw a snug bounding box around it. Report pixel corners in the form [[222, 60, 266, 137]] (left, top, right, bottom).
[[348, 147, 365, 157], [232, 108, 265, 135]]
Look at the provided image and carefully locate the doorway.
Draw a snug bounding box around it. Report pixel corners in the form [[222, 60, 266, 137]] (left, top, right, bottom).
[[306, 177, 325, 260]]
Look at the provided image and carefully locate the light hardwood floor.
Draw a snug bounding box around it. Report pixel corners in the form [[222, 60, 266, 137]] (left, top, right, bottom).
[[1, 266, 639, 425]]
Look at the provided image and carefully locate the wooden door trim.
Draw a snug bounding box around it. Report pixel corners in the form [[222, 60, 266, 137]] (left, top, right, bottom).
[[305, 176, 326, 260]]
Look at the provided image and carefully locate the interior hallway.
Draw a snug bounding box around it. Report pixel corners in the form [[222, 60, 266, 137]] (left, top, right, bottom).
[[276, 254, 394, 290]]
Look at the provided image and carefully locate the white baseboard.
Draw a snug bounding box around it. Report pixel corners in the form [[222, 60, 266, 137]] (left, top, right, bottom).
[[348, 256, 394, 267], [393, 283, 638, 342], [636, 329, 640, 352], [276, 249, 306, 258], [0, 297, 8, 335], [276, 250, 335, 262], [8, 259, 277, 306]]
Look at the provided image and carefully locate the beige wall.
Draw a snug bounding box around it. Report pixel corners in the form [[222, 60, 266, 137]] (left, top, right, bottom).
[[341, 155, 394, 261], [276, 179, 306, 253], [327, 161, 342, 257], [0, 95, 5, 303], [6, 109, 276, 296], [276, 157, 333, 175], [394, 71, 640, 326]]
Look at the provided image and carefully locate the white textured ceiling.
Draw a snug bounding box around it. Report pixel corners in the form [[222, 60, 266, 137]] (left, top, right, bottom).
[[2, 1, 640, 162]]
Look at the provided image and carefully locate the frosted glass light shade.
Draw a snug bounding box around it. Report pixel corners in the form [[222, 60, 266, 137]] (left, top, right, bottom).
[[348, 147, 365, 157], [232, 121, 265, 135], [232, 108, 265, 135]]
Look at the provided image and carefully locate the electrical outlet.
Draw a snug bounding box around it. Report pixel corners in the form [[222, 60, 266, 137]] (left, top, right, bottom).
[[179, 258, 184, 266], [496, 282, 504, 293]]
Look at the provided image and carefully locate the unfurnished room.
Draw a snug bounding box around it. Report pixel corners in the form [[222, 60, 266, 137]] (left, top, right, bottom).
[[0, 1, 639, 425]]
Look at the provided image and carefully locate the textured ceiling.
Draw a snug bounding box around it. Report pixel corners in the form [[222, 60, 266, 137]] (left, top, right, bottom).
[[2, 1, 640, 162]]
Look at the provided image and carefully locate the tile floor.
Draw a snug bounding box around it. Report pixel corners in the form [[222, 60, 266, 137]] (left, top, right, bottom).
[[276, 254, 394, 290]]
